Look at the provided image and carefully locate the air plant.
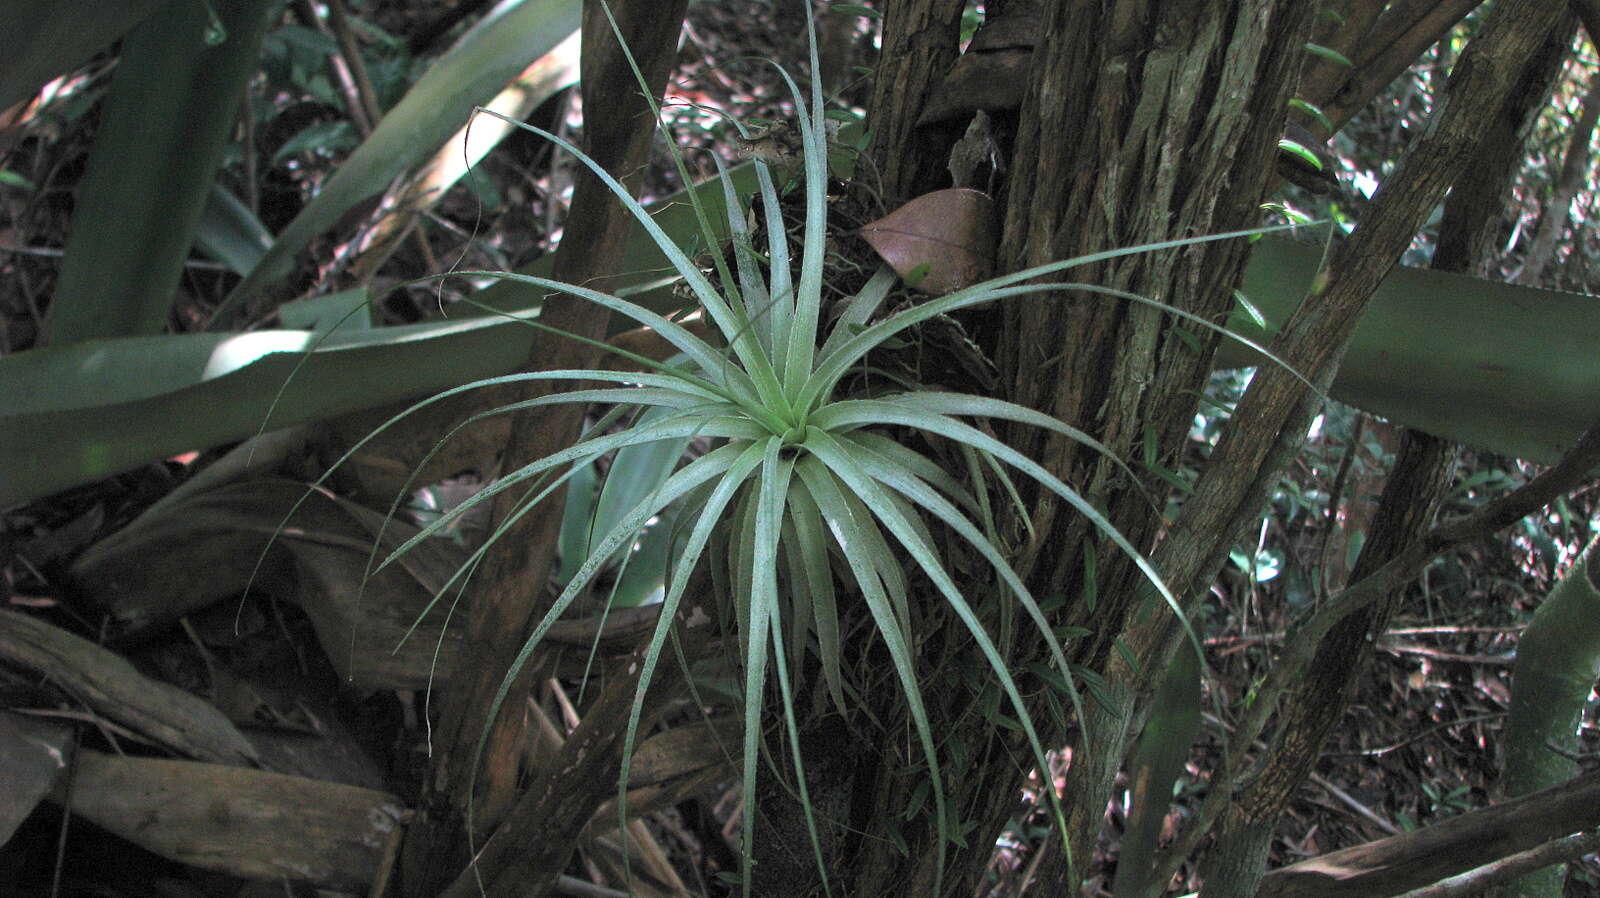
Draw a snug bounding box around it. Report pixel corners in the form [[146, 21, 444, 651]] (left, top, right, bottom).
[[318, 5, 1306, 893]]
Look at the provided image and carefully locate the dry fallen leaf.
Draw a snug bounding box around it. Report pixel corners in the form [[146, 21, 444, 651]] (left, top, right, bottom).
[[859, 188, 997, 295]]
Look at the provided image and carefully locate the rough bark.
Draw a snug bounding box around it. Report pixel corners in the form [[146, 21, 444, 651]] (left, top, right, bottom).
[[992, 0, 1316, 883], [399, 2, 688, 893], [829, 2, 1319, 895], [1299, 0, 1483, 138], [1196, 431, 1456, 896], [1436, 13, 1576, 275], [1517, 59, 1600, 285], [862, 0, 967, 201], [1124, 0, 1562, 748], [1196, 16, 1573, 895], [783, 0, 1563, 894]]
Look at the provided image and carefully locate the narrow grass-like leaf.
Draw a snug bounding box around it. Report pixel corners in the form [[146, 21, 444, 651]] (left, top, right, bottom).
[[882, 391, 1143, 492], [756, 161, 794, 355], [802, 223, 1314, 410], [363, 386, 712, 605], [770, 54, 830, 394], [817, 265, 898, 359], [468, 442, 753, 809], [387, 447, 606, 653], [784, 483, 846, 713], [793, 456, 949, 883], [377, 412, 767, 572], [439, 267, 755, 403], [1304, 42, 1354, 67], [836, 433, 1088, 734], [714, 152, 775, 357], [738, 438, 791, 898], [844, 431, 983, 518], [836, 485, 914, 643], [766, 596, 834, 898], [615, 443, 765, 843], [593, 5, 754, 335], [474, 111, 790, 408], [802, 427, 1075, 863], [809, 399, 1190, 644], [732, 482, 759, 661], [780, 516, 812, 680], [369, 390, 736, 562]]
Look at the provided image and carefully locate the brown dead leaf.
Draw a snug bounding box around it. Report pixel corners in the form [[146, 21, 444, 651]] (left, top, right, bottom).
[[859, 188, 997, 295]]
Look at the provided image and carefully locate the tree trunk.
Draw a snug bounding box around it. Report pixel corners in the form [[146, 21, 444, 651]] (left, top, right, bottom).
[[768, 2, 1315, 895], [989, 1, 1319, 886], [1197, 15, 1575, 895], [765, 0, 1560, 895], [399, 2, 688, 893]]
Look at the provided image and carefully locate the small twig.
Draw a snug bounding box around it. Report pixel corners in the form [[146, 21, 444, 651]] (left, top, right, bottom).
[[1204, 631, 1284, 647], [1384, 624, 1526, 636], [550, 677, 582, 731], [367, 807, 414, 898], [50, 727, 79, 898], [1327, 711, 1504, 759], [1393, 828, 1600, 897], [1429, 421, 1600, 548], [320, 0, 383, 135], [1316, 414, 1366, 599], [1307, 771, 1402, 836], [1203, 623, 1524, 649], [1376, 643, 1515, 666]]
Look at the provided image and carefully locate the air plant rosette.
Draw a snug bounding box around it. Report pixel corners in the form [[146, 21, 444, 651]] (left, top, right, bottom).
[[315, 5, 1304, 892]]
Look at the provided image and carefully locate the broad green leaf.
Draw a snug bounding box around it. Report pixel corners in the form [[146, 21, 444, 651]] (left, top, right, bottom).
[[8, 235, 1600, 503], [606, 505, 683, 607], [1115, 647, 1201, 898], [589, 406, 692, 561], [194, 184, 274, 277], [214, 0, 581, 323], [0, 0, 169, 111], [556, 459, 600, 586], [277, 288, 373, 332], [1220, 232, 1600, 463], [46, 0, 276, 344], [1501, 536, 1600, 894], [0, 317, 533, 505]]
